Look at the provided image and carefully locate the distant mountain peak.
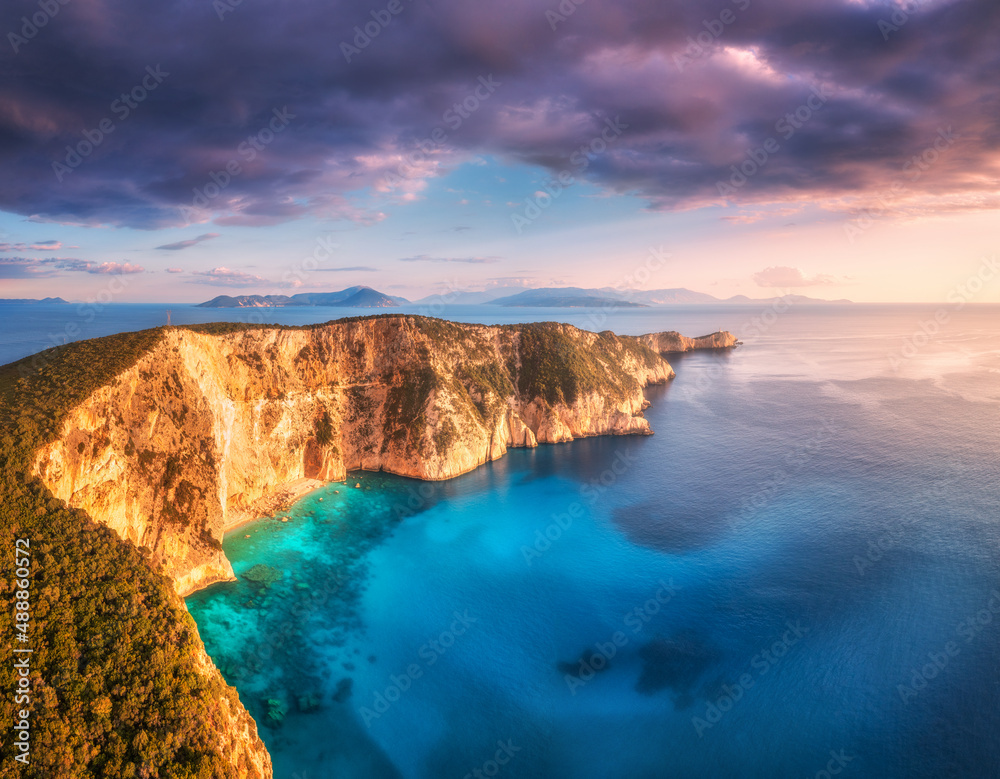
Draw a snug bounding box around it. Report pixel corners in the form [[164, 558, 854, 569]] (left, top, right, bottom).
[[196, 287, 407, 308], [0, 296, 70, 305], [477, 286, 851, 307]]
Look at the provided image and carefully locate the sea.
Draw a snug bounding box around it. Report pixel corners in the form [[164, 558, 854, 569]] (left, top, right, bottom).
[[2, 301, 999, 778]]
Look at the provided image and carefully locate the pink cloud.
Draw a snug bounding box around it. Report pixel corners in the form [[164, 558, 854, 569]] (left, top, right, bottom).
[[752, 266, 835, 288]]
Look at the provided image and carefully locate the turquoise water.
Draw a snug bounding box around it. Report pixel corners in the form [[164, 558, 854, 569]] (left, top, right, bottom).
[[2, 302, 997, 775], [180, 306, 1000, 778]]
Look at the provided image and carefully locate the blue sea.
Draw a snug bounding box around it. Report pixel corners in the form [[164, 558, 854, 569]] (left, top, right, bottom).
[[3, 302, 999, 777]]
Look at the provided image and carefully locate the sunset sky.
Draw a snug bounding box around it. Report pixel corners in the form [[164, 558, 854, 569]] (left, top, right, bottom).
[[0, 0, 997, 304]]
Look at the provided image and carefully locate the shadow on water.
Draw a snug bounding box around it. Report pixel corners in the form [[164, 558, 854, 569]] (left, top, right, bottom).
[[636, 631, 721, 708], [611, 501, 732, 553]]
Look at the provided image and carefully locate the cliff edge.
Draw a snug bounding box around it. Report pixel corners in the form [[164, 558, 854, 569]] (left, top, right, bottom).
[[637, 329, 741, 354], [5, 315, 735, 777], [31, 316, 736, 597]]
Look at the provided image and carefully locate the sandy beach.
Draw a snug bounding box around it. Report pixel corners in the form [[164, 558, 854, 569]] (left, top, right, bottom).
[[223, 477, 329, 533]]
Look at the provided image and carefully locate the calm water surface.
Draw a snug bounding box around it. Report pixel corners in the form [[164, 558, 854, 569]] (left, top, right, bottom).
[[4, 303, 999, 777]]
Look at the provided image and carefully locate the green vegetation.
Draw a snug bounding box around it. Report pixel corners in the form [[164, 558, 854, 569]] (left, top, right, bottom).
[[0, 313, 667, 776], [382, 363, 439, 454], [433, 419, 459, 454], [314, 410, 334, 447], [0, 329, 255, 778], [505, 322, 654, 407]]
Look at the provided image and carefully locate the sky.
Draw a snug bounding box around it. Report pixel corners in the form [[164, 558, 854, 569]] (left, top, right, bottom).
[[0, 0, 998, 304]]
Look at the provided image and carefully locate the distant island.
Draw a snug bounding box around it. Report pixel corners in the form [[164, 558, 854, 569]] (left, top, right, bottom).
[[415, 286, 852, 307], [197, 286, 406, 308], [490, 292, 648, 308], [0, 297, 70, 305]]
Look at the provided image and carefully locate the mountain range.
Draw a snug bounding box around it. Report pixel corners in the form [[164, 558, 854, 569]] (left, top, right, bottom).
[[416, 286, 852, 307], [196, 286, 407, 308], [0, 296, 70, 305]]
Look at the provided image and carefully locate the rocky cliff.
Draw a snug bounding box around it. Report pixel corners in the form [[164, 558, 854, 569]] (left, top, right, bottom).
[[32, 316, 735, 598], [638, 329, 741, 354], [193, 646, 273, 779]]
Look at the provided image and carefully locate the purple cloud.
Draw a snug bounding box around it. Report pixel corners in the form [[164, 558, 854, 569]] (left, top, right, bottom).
[[188, 267, 265, 287], [156, 233, 220, 251], [399, 254, 501, 264], [0, 241, 62, 251], [0, 256, 144, 277], [0, 0, 995, 229]]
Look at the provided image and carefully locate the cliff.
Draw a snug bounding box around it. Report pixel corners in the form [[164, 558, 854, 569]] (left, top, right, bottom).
[[30, 317, 736, 599], [5, 315, 735, 778], [0, 328, 276, 778], [638, 329, 741, 354], [193, 646, 273, 779]]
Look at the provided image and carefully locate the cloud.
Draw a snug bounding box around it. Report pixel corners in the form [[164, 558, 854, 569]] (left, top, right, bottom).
[[155, 233, 220, 251], [165, 267, 184, 273], [0, 0, 996, 229], [86, 261, 145, 275], [0, 256, 143, 277], [0, 240, 62, 251], [315, 266, 379, 272], [0, 258, 56, 279], [399, 254, 501, 264], [188, 267, 265, 287], [752, 266, 836, 288]]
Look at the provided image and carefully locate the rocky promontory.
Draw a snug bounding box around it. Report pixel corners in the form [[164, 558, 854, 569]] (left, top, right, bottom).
[[637, 329, 741, 354], [31, 316, 736, 598]]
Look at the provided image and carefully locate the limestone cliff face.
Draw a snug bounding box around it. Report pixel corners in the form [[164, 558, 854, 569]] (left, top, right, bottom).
[[638, 330, 741, 354], [32, 316, 731, 597]]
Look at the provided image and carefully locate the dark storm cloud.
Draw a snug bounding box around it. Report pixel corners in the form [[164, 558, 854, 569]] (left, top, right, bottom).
[[0, 0, 996, 229]]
